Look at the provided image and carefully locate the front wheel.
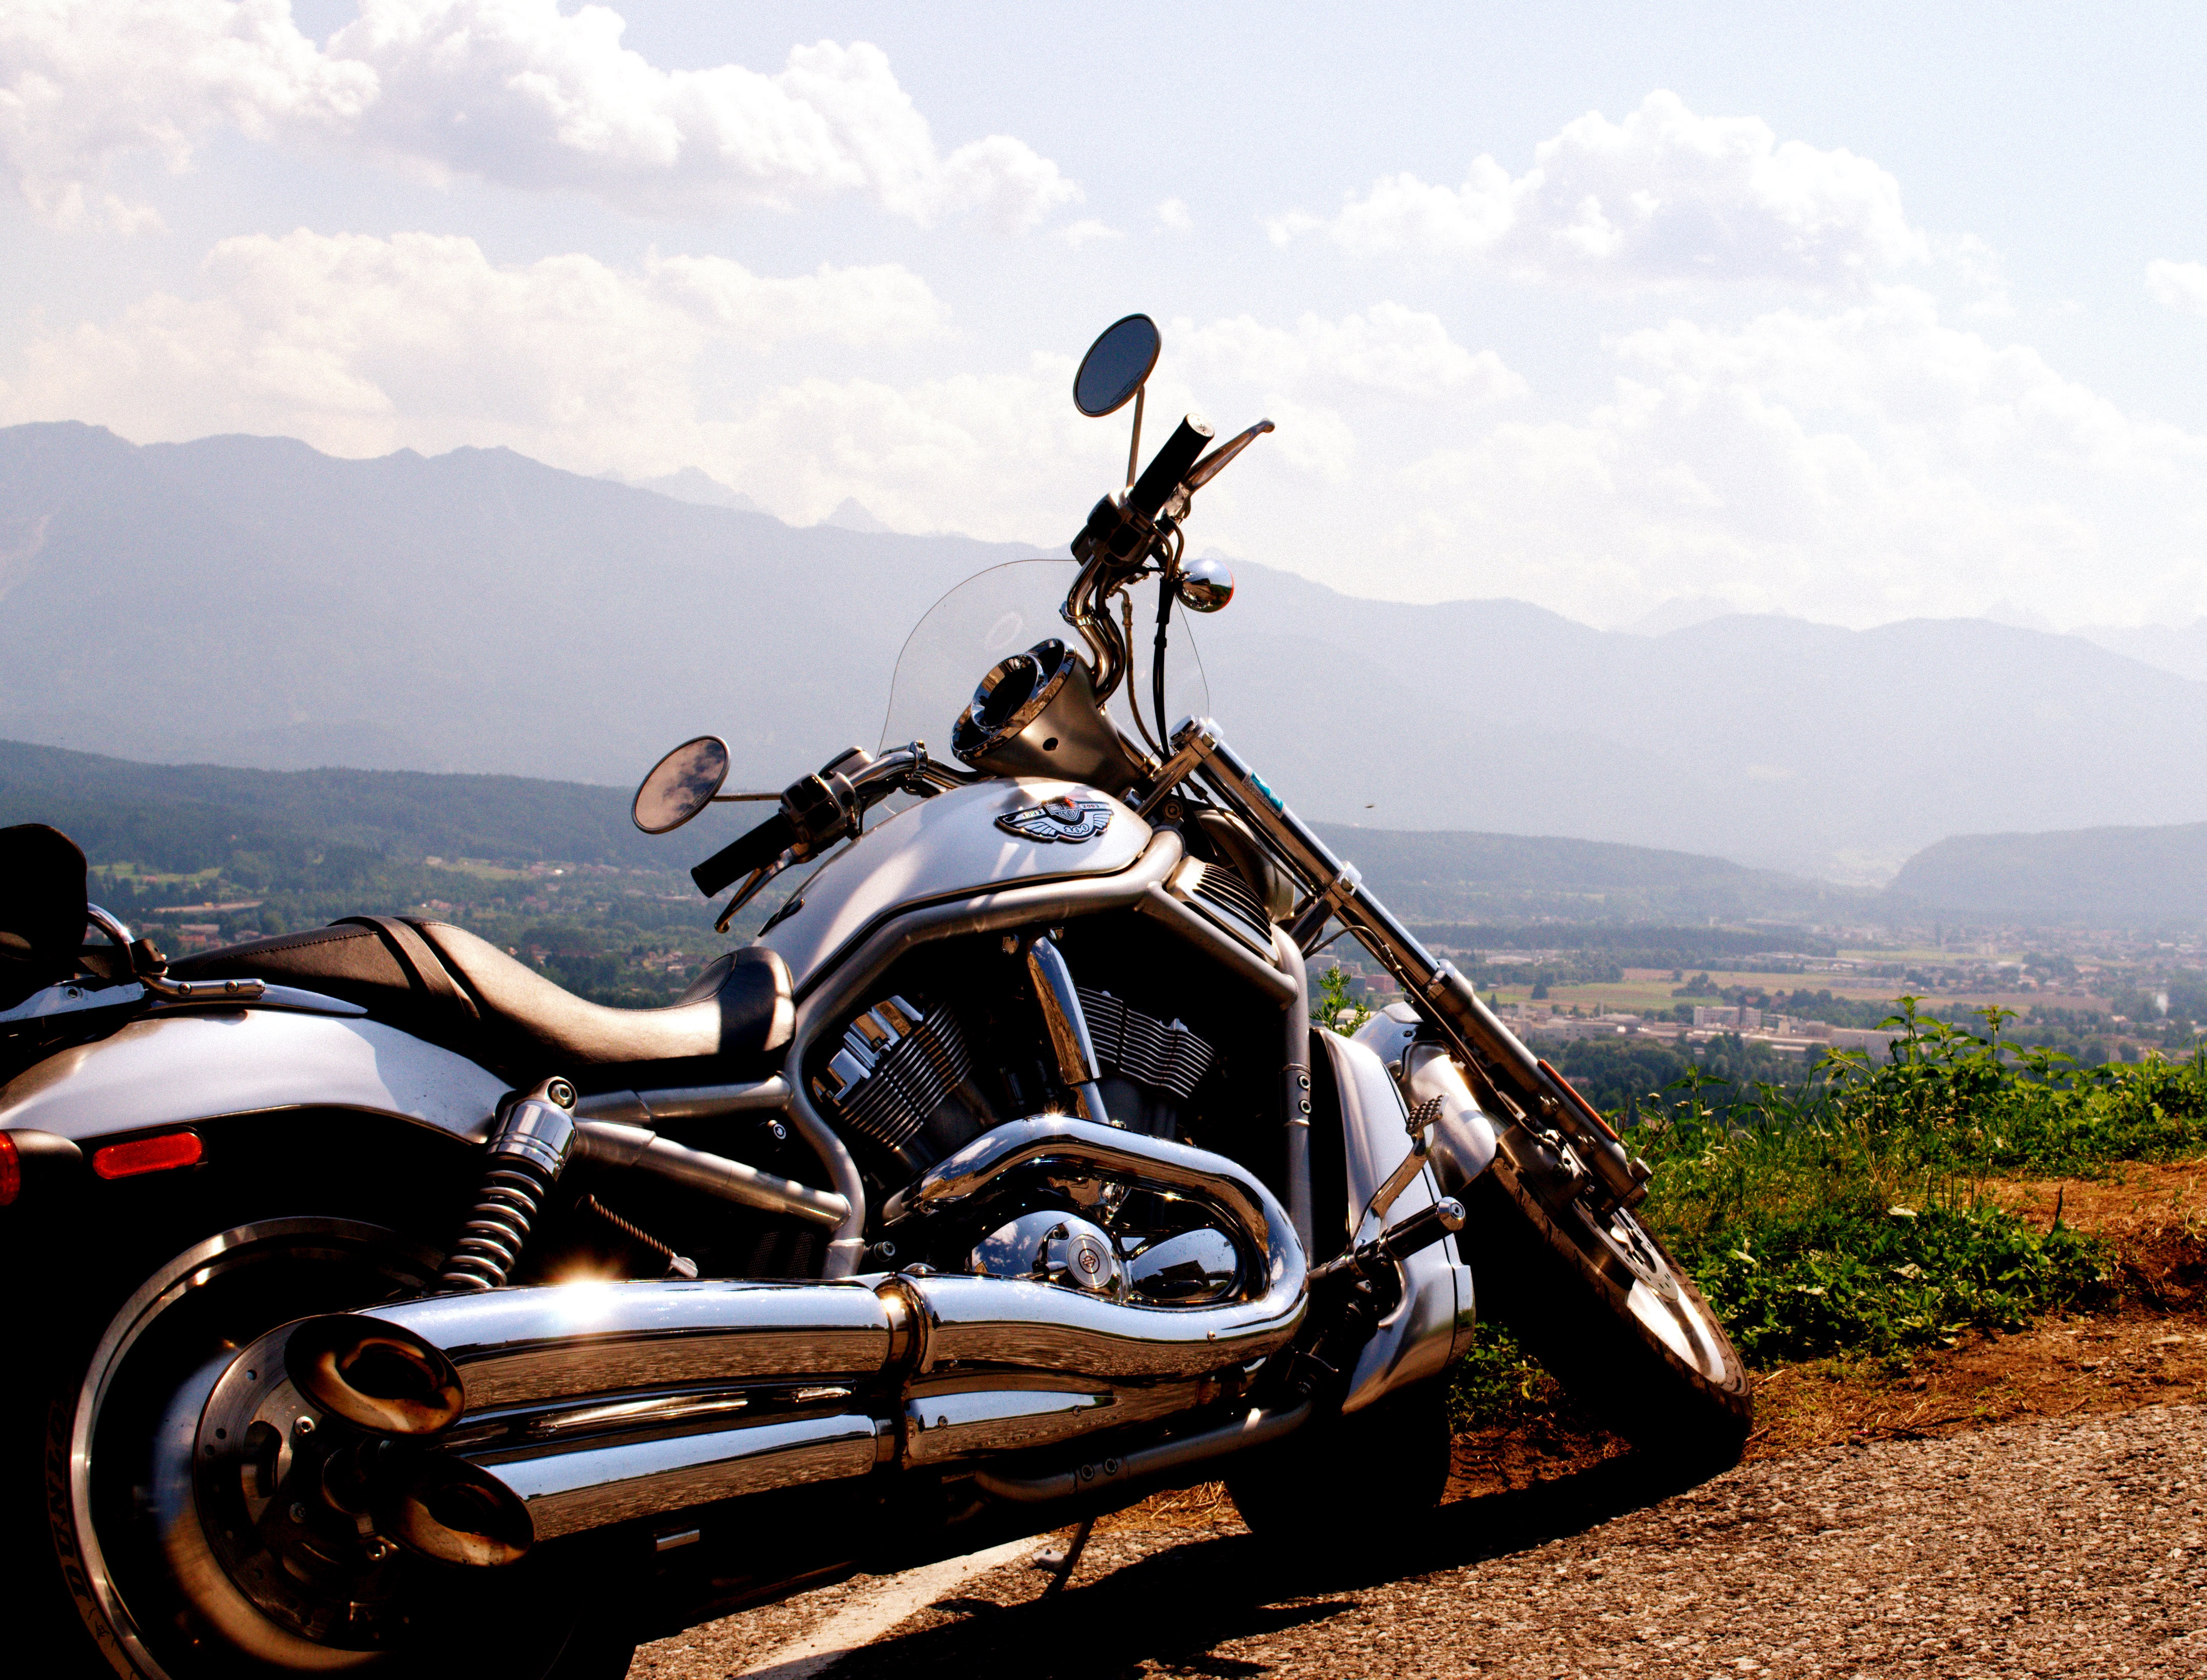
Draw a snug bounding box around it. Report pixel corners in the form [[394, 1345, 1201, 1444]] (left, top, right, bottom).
[[1458, 1143, 1751, 1468], [13, 1214, 634, 1680]]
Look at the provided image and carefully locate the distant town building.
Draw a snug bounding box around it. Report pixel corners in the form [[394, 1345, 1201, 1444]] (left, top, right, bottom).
[[1694, 1005, 1762, 1030]]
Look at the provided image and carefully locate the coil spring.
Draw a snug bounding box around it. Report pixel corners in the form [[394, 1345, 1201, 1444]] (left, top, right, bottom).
[[440, 1161, 550, 1292]]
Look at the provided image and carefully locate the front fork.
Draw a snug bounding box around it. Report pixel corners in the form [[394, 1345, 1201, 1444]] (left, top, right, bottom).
[[1144, 717, 1652, 1219]]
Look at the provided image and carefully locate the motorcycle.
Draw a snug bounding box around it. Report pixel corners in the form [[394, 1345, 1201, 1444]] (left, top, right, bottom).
[[0, 313, 1748, 1679]]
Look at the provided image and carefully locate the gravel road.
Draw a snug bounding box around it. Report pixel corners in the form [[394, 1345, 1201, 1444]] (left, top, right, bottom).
[[635, 1402, 2206, 1679]]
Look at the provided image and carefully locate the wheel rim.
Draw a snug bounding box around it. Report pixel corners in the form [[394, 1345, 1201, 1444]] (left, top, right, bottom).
[[63, 1219, 443, 1680]]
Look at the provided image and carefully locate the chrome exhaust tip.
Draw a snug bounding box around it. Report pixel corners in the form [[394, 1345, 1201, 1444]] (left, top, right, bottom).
[[386, 1457, 534, 1567], [288, 1315, 466, 1437]]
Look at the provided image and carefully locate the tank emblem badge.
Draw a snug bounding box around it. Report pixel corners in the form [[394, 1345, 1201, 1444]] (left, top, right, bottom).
[[998, 793, 1113, 843]]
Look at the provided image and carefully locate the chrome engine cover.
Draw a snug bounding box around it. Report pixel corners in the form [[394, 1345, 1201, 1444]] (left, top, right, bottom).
[[969, 1209, 1127, 1300]]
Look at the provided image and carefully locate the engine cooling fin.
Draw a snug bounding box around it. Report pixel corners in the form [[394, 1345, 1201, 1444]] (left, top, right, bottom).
[[1076, 986, 1216, 1101], [814, 996, 972, 1152]]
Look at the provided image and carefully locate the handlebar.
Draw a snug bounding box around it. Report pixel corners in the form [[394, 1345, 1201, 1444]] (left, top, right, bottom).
[[1128, 415, 1214, 519]]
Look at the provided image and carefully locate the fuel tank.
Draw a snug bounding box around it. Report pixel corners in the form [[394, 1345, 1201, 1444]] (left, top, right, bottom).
[[757, 779, 1151, 991]]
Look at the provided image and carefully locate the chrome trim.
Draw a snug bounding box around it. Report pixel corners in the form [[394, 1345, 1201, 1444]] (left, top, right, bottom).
[[971, 1401, 1310, 1505], [474, 1413, 881, 1541], [355, 1279, 900, 1414], [1025, 936, 1108, 1124], [902, 1387, 1117, 1466]]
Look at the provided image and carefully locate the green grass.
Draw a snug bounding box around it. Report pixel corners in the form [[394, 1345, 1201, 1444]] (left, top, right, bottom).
[[1449, 1002, 2207, 1405], [1635, 1001, 2207, 1366]]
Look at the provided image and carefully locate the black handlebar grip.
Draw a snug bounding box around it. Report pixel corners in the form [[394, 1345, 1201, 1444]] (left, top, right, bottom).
[[692, 810, 795, 899], [1128, 414, 1215, 519], [1377, 1197, 1466, 1262]]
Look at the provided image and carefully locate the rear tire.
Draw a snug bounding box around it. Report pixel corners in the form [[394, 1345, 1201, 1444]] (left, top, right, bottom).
[[1459, 1149, 1751, 1468]]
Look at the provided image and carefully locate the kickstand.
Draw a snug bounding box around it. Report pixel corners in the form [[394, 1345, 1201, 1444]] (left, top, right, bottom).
[[1040, 1516, 1094, 1597]]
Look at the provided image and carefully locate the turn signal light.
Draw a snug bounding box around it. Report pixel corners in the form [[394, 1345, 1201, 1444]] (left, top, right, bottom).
[[91, 1131, 203, 1180], [0, 1133, 17, 1206]]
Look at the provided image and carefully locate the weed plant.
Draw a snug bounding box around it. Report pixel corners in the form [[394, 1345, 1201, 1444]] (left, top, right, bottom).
[[1450, 1002, 2207, 1424], [1633, 1002, 2207, 1366]]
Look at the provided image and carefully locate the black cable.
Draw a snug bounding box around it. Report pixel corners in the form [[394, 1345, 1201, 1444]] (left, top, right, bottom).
[[1152, 570, 1173, 753]]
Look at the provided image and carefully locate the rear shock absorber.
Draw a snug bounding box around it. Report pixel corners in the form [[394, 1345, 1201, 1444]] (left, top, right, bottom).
[[441, 1076, 579, 1292]]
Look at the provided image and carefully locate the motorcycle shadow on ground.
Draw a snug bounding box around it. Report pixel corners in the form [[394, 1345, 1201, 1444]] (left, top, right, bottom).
[[814, 1452, 1717, 1680]]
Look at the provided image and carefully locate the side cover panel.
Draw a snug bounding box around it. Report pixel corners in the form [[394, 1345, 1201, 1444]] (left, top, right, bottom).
[[0, 1007, 509, 1146], [759, 778, 1151, 992]]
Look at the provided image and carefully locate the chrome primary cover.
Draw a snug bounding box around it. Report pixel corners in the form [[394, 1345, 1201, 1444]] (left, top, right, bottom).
[[758, 778, 1151, 989]]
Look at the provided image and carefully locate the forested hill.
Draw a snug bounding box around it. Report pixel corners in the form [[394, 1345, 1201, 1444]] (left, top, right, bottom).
[[1885, 822, 2207, 927], [0, 737, 660, 874], [0, 737, 1865, 924], [1305, 823, 1867, 923]]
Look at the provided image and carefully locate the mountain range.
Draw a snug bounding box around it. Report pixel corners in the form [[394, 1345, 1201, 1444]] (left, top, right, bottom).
[[7, 421, 2206, 881]]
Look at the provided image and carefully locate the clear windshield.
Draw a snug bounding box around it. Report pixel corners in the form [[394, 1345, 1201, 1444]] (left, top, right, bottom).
[[880, 559, 1208, 760]]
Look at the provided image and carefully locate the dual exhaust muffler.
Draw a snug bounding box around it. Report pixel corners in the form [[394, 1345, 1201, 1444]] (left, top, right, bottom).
[[247, 1117, 1308, 1565]]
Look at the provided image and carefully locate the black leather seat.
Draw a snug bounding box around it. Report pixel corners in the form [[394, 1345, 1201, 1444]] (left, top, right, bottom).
[[171, 918, 793, 1089]]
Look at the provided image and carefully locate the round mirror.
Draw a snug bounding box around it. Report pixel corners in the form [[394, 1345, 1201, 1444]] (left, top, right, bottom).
[[632, 735, 730, 834], [1174, 555, 1235, 614], [1073, 314, 1161, 417]]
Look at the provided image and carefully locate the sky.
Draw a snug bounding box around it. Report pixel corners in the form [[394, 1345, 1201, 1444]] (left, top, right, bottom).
[[7, 1, 2207, 633]]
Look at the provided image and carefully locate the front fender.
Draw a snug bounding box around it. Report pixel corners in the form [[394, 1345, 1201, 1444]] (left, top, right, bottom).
[[0, 1006, 507, 1148]]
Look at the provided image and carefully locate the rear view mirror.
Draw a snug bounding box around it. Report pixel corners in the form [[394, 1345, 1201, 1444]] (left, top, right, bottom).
[[1073, 314, 1161, 417], [632, 736, 730, 834]]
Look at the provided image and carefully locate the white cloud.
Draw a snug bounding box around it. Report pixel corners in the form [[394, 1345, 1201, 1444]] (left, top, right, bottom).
[[1059, 217, 1121, 248], [0, 2, 1079, 227], [0, 228, 948, 452], [0, 226, 1119, 535], [1156, 196, 1190, 231], [1366, 288, 2207, 627], [1273, 91, 1923, 287], [1176, 304, 1524, 406], [2147, 259, 2207, 317]]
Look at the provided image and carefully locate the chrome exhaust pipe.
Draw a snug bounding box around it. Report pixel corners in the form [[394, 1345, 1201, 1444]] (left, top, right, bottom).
[[284, 1117, 1308, 1560]]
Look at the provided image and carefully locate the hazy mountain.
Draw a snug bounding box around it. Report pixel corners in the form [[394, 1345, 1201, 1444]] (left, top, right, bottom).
[[598, 466, 763, 514], [820, 497, 892, 534], [7, 421, 2207, 881], [1884, 821, 2207, 928], [2074, 620, 2207, 684]]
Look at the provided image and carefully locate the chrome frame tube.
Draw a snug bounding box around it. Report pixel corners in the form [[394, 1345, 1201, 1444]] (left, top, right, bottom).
[[779, 827, 1188, 1277]]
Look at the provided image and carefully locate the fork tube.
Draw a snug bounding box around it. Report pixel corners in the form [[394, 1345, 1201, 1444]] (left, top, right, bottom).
[[1168, 719, 1648, 1211]]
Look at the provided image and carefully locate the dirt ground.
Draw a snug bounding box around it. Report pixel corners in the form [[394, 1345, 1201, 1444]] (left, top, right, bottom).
[[633, 1161, 2207, 1679]]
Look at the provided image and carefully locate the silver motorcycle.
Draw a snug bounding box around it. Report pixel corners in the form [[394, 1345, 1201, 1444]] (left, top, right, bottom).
[[0, 314, 1748, 1679]]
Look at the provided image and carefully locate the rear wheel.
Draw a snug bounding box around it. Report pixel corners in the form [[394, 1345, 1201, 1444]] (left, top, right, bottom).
[[1459, 1139, 1751, 1467], [12, 1213, 635, 1680]]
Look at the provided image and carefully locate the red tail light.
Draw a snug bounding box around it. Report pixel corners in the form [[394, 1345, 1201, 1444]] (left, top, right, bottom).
[[0, 1133, 18, 1205], [92, 1131, 204, 1180]]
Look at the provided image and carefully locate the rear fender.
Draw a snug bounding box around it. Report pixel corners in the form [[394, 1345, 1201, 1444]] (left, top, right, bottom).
[[0, 1006, 507, 1150]]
